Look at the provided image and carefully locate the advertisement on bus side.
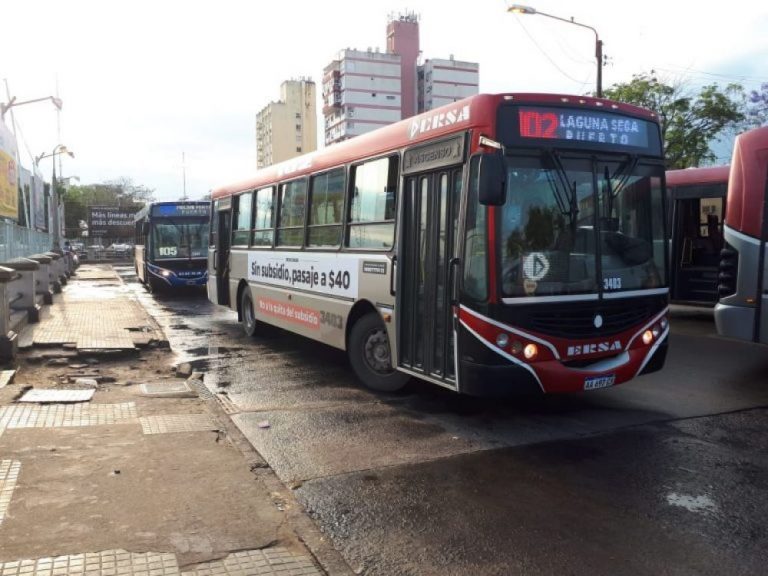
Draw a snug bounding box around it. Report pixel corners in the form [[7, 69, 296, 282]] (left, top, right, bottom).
[[247, 251, 360, 299]]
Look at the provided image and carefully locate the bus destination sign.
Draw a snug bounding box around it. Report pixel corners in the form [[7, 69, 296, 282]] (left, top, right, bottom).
[[152, 203, 209, 218], [517, 106, 651, 149]]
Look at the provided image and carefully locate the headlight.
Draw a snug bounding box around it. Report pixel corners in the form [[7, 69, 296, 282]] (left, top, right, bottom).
[[642, 330, 654, 345], [523, 343, 539, 360]]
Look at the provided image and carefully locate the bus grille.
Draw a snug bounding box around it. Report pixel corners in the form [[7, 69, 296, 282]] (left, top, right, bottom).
[[717, 244, 738, 298], [529, 303, 653, 339]]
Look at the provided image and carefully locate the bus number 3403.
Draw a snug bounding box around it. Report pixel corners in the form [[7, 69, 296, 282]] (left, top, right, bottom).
[[604, 277, 622, 290]]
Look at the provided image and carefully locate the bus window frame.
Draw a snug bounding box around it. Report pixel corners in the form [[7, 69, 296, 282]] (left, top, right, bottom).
[[251, 186, 276, 249], [306, 167, 347, 250], [232, 190, 255, 247], [345, 153, 400, 253], [276, 177, 309, 249]]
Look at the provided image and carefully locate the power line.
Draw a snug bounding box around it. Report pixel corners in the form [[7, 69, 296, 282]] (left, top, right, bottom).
[[512, 16, 591, 89]]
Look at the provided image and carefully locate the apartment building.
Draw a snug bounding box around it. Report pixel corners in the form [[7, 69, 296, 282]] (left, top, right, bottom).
[[322, 49, 402, 145], [418, 57, 480, 112], [256, 79, 317, 168], [322, 13, 479, 145]]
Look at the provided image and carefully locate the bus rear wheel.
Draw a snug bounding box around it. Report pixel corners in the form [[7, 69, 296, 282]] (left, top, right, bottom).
[[349, 313, 409, 393], [240, 287, 258, 337]]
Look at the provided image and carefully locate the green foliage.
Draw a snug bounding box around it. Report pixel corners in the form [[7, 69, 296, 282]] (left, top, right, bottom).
[[603, 72, 747, 169], [62, 178, 154, 237]]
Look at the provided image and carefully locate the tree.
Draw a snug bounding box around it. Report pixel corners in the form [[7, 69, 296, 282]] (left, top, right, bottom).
[[61, 178, 155, 238], [602, 72, 747, 169], [747, 82, 768, 127]]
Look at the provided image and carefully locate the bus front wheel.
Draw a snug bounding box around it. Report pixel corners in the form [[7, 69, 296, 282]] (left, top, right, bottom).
[[240, 288, 258, 337], [349, 313, 409, 393]]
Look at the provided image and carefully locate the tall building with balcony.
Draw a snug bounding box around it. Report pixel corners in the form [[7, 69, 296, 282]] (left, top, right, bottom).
[[256, 79, 317, 169], [418, 57, 480, 112], [323, 13, 479, 145], [322, 49, 402, 145]]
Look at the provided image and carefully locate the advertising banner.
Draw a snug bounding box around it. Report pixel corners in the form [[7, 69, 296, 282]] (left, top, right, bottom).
[[0, 122, 19, 220], [247, 251, 360, 299], [87, 206, 137, 237], [32, 169, 47, 231]]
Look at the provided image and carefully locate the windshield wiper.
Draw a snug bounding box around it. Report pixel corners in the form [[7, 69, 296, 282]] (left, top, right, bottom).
[[545, 149, 579, 221]]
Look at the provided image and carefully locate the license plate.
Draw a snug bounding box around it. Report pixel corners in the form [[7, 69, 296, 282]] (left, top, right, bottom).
[[584, 374, 615, 390]]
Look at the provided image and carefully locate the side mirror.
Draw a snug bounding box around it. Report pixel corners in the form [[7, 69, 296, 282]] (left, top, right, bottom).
[[141, 221, 149, 235], [478, 153, 506, 206]]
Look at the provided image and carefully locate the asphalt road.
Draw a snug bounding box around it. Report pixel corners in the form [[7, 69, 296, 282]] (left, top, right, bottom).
[[121, 269, 768, 576]]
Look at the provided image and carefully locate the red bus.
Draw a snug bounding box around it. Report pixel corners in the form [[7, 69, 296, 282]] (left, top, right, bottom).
[[208, 93, 669, 395], [715, 125, 768, 344], [666, 166, 729, 305]]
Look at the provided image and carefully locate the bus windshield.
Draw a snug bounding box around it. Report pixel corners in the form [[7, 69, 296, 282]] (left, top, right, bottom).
[[500, 154, 666, 298], [151, 218, 209, 260]]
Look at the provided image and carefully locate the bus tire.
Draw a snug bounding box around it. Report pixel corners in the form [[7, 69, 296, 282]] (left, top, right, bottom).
[[240, 287, 258, 337], [348, 312, 409, 393]]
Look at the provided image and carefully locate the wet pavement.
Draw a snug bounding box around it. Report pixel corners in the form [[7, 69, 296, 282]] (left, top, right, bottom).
[[118, 266, 768, 576]]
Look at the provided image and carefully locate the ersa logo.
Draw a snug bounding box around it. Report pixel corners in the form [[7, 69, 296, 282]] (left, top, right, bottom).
[[409, 105, 470, 139], [567, 340, 622, 357]]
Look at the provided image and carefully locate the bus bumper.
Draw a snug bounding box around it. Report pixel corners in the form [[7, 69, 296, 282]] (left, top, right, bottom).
[[458, 337, 668, 397], [714, 302, 755, 342]]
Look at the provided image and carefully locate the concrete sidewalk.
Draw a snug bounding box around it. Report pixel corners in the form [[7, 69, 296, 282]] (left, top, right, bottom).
[[0, 265, 353, 576]]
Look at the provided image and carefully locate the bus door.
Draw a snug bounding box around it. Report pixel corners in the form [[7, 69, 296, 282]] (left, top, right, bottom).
[[398, 168, 463, 388], [670, 189, 725, 304], [209, 198, 232, 306]]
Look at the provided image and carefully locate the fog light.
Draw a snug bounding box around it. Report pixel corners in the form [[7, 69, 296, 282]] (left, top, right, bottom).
[[511, 341, 523, 355], [523, 343, 538, 360], [496, 333, 509, 348], [642, 330, 654, 345]]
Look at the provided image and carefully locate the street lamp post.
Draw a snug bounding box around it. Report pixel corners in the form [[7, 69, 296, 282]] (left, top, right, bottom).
[[507, 4, 603, 97], [35, 145, 74, 251]]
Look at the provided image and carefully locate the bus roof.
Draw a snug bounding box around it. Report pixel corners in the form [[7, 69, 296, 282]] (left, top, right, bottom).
[[727, 125, 768, 238], [212, 92, 661, 200], [666, 165, 730, 187]]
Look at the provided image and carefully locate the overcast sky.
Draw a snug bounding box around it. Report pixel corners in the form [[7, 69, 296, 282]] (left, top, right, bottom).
[[2, 0, 766, 201]]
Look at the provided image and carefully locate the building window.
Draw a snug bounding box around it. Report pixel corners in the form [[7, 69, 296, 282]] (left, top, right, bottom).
[[296, 147, 302, 152], [232, 192, 254, 246], [348, 156, 398, 250], [277, 179, 307, 246], [308, 168, 345, 247], [252, 187, 275, 246]]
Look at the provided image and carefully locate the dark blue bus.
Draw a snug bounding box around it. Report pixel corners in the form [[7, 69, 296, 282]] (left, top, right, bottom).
[[134, 201, 210, 291]]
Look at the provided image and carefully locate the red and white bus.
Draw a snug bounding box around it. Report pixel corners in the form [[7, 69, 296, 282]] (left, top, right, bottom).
[[666, 166, 729, 305], [208, 93, 669, 395], [715, 125, 768, 344]]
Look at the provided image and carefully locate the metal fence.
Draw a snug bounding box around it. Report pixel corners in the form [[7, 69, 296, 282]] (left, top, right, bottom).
[[0, 221, 53, 262]]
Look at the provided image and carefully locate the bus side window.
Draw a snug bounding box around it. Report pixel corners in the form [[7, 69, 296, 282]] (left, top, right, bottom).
[[463, 157, 489, 301], [348, 155, 398, 249], [233, 192, 254, 246], [277, 179, 307, 247], [308, 168, 345, 248], [252, 187, 275, 247]]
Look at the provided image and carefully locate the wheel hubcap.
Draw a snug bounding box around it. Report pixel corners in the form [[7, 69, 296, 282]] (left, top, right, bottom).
[[364, 328, 392, 374]]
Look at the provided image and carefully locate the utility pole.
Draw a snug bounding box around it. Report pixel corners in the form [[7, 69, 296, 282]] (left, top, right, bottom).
[[182, 151, 187, 200]]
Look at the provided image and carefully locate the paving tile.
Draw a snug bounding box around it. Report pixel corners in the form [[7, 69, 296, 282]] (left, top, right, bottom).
[[0, 460, 21, 525], [138, 414, 218, 435], [181, 549, 321, 576], [0, 552, 179, 576], [0, 403, 138, 429], [19, 291, 164, 352]]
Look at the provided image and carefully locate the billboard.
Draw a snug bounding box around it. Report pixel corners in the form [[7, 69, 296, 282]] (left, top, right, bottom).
[[0, 122, 19, 220], [32, 169, 47, 231], [87, 206, 137, 237]]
